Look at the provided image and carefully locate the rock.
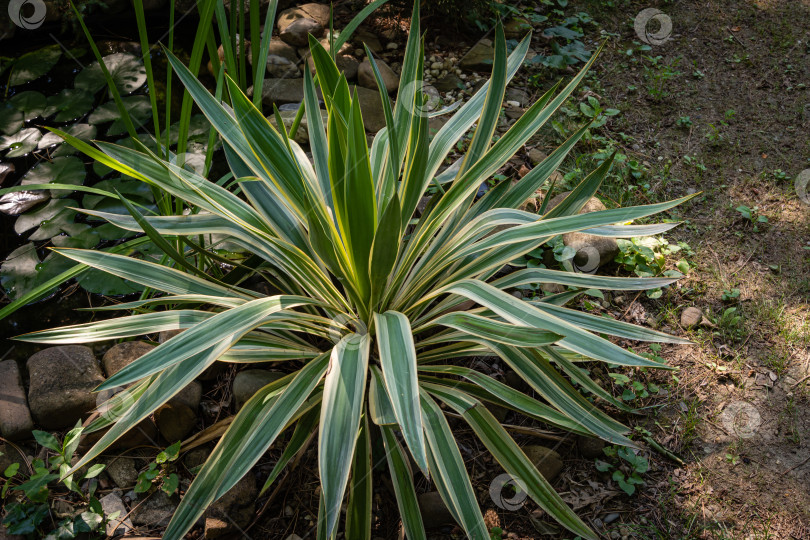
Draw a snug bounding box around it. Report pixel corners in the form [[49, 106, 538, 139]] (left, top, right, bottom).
[[354, 85, 387, 132], [27, 346, 105, 430], [418, 491, 454, 528], [277, 3, 330, 31], [184, 447, 209, 471], [545, 192, 619, 269], [102, 341, 155, 377], [105, 457, 138, 489], [155, 403, 197, 443], [280, 17, 323, 48], [204, 473, 257, 538], [268, 109, 329, 144], [434, 73, 464, 92], [261, 78, 305, 106], [681, 306, 702, 328], [522, 445, 563, 481], [101, 491, 133, 537], [527, 147, 547, 165], [506, 87, 530, 107], [604, 512, 620, 524], [353, 28, 382, 53], [266, 54, 301, 78], [358, 58, 399, 93], [131, 490, 177, 527], [460, 38, 494, 71], [504, 18, 531, 39], [266, 36, 299, 64], [233, 370, 285, 410], [0, 443, 26, 476], [336, 55, 360, 80], [577, 435, 605, 459], [0, 361, 34, 440], [169, 381, 202, 411], [217, 36, 251, 64]]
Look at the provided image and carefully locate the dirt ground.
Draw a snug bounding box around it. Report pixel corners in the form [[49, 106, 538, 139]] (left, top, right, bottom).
[[489, 0, 810, 538]]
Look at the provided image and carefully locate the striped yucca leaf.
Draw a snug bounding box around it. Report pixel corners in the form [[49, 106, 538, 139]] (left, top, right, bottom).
[[18, 4, 695, 539]]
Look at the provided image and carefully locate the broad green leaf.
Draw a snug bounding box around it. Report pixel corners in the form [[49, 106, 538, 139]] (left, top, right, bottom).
[[74, 52, 147, 94], [420, 391, 488, 540], [8, 46, 61, 86], [374, 311, 427, 473], [424, 384, 596, 540], [319, 334, 370, 537]]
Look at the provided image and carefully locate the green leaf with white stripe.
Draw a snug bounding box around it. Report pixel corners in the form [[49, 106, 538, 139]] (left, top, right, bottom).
[[319, 334, 370, 537], [424, 383, 597, 540], [374, 311, 428, 474], [420, 391, 488, 540]]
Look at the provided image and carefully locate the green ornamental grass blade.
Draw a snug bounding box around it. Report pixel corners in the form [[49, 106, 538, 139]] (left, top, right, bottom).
[[374, 311, 428, 473], [319, 334, 370, 537]]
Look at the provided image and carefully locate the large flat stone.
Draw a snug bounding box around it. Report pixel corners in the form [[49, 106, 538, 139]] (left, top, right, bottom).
[[0, 360, 34, 440], [27, 346, 105, 429]]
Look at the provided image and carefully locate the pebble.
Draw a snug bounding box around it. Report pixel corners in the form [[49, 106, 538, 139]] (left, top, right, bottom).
[[386, 42, 399, 50], [604, 512, 620, 524]]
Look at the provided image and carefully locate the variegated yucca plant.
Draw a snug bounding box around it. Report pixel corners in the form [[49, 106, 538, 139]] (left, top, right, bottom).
[[18, 7, 693, 539]]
